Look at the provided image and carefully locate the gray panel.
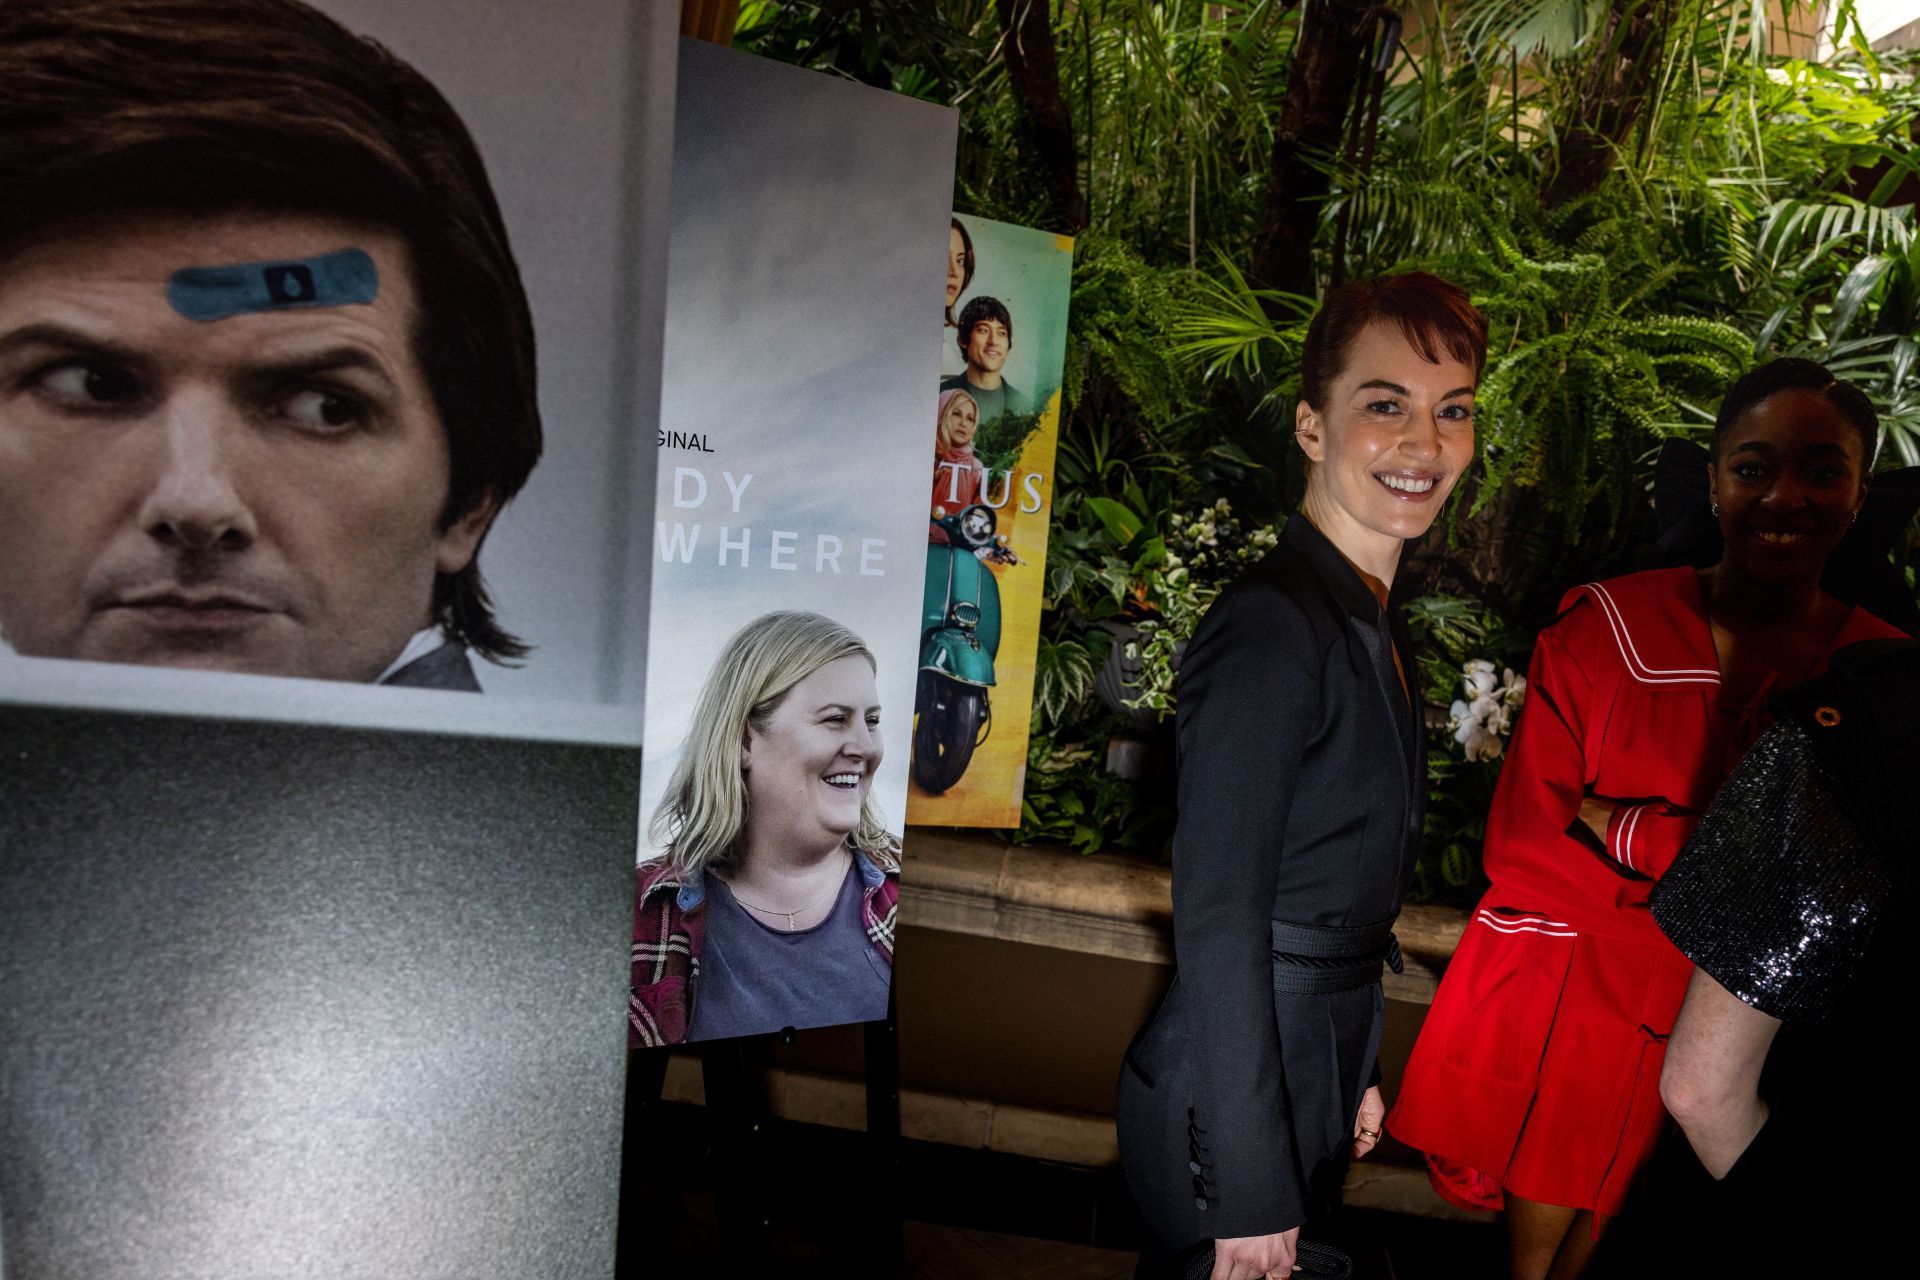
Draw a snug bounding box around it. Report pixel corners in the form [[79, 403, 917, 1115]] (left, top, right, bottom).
[[0, 709, 638, 1280]]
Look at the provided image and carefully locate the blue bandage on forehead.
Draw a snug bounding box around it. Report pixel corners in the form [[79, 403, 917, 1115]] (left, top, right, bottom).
[[166, 248, 379, 322]]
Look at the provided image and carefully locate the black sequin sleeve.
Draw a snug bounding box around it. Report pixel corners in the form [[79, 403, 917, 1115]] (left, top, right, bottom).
[[1651, 722, 1889, 1023]]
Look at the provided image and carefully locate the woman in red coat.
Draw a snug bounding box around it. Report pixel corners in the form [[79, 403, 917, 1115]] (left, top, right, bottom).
[[1388, 358, 1906, 1279]]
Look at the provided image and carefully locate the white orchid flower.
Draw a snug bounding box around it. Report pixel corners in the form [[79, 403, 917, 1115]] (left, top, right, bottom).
[[1462, 658, 1498, 699], [1448, 699, 1477, 743], [1463, 724, 1505, 762]]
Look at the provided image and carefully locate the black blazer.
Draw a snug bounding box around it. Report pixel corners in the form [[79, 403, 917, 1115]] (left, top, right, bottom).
[[1117, 515, 1423, 1253]]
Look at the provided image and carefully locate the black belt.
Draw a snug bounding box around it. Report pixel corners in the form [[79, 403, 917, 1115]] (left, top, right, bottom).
[[1269, 917, 1404, 995]]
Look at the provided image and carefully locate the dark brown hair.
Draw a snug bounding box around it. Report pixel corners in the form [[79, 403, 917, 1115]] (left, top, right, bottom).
[[956, 295, 1013, 349], [947, 216, 975, 327], [1299, 271, 1488, 409], [0, 0, 541, 661]]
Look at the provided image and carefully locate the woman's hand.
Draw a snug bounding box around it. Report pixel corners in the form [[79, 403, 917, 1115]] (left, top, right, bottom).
[[1212, 1228, 1299, 1279], [1577, 795, 1616, 843], [1352, 1085, 1385, 1159]]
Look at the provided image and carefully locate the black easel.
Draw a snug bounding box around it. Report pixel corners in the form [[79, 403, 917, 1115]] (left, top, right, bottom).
[[614, 1047, 672, 1280], [864, 987, 904, 1268], [617, 996, 904, 1275]]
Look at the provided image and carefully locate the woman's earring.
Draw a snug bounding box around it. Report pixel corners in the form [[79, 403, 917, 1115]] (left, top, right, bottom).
[[1710, 502, 1719, 516]]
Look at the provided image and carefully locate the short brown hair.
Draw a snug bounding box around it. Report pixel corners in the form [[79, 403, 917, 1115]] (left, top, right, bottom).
[[0, 0, 541, 661], [1300, 271, 1487, 409]]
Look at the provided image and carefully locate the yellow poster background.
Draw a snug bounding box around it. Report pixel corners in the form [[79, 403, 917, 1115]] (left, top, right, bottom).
[[907, 388, 1061, 826]]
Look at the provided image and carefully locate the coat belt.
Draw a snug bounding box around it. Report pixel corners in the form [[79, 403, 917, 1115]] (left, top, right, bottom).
[[1269, 917, 1404, 995]]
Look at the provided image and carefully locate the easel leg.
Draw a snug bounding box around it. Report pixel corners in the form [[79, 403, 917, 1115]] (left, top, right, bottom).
[[702, 1036, 775, 1272], [614, 1048, 672, 1280], [865, 985, 903, 1269]]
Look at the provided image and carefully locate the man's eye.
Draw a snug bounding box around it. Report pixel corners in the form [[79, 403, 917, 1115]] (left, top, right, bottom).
[[33, 360, 142, 408], [1733, 463, 1767, 480], [272, 387, 366, 432]]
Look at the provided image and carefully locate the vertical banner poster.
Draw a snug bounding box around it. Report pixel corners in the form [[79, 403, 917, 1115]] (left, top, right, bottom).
[[633, 40, 957, 1046], [907, 216, 1073, 828]]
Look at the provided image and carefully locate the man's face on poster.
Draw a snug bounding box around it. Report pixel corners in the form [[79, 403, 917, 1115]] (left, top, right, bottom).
[[963, 316, 1010, 375], [0, 211, 494, 683]]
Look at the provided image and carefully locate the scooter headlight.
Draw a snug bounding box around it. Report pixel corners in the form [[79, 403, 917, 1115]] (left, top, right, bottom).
[[958, 504, 996, 548]]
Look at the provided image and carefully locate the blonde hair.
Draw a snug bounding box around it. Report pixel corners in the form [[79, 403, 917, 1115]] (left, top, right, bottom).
[[649, 610, 892, 873], [936, 389, 979, 453]]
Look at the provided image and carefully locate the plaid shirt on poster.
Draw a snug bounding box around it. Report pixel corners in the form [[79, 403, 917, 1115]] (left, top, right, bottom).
[[629, 845, 901, 1047]]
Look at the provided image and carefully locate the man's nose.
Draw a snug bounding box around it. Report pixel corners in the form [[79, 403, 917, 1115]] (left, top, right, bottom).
[[137, 395, 258, 554]]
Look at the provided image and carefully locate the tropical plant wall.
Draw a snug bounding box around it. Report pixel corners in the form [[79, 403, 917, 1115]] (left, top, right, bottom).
[[735, 0, 1920, 899]]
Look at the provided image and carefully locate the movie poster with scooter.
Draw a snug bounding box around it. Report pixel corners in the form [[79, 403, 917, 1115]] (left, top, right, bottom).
[[908, 216, 1072, 827]]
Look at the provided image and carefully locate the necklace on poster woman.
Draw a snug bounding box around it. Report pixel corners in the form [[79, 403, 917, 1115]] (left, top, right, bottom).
[[726, 847, 851, 932]]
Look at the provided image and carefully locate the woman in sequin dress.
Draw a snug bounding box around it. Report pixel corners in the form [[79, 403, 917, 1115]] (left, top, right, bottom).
[[1387, 359, 1906, 1280]]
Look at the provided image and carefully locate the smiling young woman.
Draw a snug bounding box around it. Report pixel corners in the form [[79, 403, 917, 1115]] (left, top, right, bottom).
[[630, 611, 900, 1047], [1116, 272, 1485, 1280], [1388, 358, 1906, 1280]]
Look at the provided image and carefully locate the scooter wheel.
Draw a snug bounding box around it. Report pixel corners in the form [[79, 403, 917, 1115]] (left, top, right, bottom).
[[912, 677, 986, 793]]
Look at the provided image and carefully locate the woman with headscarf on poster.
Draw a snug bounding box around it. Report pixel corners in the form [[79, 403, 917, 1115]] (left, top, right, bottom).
[[629, 611, 900, 1046], [1388, 358, 1907, 1280], [942, 216, 974, 380], [929, 387, 985, 548], [1116, 272, 1485, 1280]]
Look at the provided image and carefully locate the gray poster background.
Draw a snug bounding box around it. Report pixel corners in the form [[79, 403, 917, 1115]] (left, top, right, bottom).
[[312, 0, 669, 711]]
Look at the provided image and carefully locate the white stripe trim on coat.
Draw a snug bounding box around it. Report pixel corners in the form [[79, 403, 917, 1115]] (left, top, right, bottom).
[[1582, 582, 1721, 686], [1475, 910, 1579, 938], [1622, 803, 1646, 870]]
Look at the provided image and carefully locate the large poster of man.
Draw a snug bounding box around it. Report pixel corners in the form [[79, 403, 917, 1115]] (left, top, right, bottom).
[[909, 215, 1073, 828], [629, 41, 957, 1046], [0, 0, 667, 743]]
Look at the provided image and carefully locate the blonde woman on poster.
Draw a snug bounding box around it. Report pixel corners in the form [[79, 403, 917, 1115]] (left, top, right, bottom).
[[929, 388, 985, 541], [630, 611, 900, 1045]]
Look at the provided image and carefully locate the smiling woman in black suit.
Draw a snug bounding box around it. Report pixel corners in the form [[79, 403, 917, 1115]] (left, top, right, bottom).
[[1117, 273, 1486, 1280]]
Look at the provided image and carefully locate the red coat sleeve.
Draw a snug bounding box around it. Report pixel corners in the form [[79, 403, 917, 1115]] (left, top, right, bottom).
[[1482, 598, 1659, 932], [1603, 801, 1698, 881]]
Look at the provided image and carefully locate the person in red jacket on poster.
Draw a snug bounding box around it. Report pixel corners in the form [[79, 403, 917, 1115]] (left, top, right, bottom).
[[1387, 358, 1906, 1280]]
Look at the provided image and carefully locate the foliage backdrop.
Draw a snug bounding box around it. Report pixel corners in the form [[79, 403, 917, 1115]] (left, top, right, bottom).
[[736, 0, 1920, 897]]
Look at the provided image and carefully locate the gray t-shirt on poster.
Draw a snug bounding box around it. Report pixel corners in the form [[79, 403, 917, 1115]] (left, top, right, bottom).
[[938, 372, 1029, 426], [687, 859, 891, 1042]]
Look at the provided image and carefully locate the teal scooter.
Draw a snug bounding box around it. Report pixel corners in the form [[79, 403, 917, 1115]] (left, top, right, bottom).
[[913, 503, 1019, 793]]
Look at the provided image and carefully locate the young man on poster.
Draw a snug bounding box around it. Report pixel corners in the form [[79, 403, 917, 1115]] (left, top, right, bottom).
[[0, 0, 542, 691], [939, 295, 1032, 425]]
